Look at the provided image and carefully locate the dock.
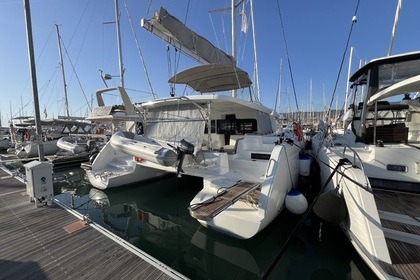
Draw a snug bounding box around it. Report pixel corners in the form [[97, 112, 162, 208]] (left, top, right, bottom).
[[0, 167, 185, 280]]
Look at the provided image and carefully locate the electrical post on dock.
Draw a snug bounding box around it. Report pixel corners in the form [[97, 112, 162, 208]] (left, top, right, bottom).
[[24, 161, 54, 207]]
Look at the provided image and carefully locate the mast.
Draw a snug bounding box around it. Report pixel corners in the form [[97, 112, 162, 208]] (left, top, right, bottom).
[[309, 79, 313, 125], [114, 0, 124, 87], [322, 83, 326, 121], [335, 96, 339, 121], [344, 46, 354, 114], [231, 0, 236, 98], [274, 59, 283, 113], [249, 0, 261, 102], [388, 0, 402, 56], [55, 24, 70, 117], [23, 0, 44, 161]]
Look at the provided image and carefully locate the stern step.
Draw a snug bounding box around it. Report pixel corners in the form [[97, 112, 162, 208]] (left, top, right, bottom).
[[189, 181, 260, 221]]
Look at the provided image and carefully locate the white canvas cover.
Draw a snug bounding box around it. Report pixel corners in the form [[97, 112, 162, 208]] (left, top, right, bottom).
[[145, 103, 206, 148]]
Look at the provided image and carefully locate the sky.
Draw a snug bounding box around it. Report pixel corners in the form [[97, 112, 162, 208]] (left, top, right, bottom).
[[1, 0, 419, 125]]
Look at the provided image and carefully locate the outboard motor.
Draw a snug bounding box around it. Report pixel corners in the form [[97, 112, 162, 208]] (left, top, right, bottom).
[[175, 139, 194, 177], [86, 140, 96, 152]]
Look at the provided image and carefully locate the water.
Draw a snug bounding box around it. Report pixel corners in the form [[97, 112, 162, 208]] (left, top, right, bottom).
[[46, 167, 377, 279]]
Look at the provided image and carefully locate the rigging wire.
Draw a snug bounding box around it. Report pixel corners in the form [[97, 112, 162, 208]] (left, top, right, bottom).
[[176, 0, 192, 77], [275, 0, 299, 118], [208, 7, 229, 60], [166, 0, 191, 97], [184, 0, 191, 24], [146, 0, 153, 16], [61, 39, 92, 113], [325, 0, 361, 121], [122, 0, 157, 99], [14, 25, 56, 120], [71, 0, 97, 81], [167, 46, 175, 96], [66, 0, 91, 49], [208, 13, 221, 49]]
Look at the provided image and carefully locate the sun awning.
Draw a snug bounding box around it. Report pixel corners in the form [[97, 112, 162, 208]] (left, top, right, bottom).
[[168, 64, 252, 93]]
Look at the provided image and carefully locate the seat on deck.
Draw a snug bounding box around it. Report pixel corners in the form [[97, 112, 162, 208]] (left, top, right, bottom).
[[365, 123, 409, 144]]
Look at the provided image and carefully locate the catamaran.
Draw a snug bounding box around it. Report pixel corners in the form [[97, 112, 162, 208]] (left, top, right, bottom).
[[311, 51, 420, 279], [86, 6, 312, 239]]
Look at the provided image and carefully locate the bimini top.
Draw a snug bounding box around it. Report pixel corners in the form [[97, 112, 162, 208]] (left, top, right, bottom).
[[168, 64, 252, 93]]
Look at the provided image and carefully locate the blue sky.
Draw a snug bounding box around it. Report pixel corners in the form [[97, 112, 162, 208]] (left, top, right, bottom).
[[0, 0, 419, 125]]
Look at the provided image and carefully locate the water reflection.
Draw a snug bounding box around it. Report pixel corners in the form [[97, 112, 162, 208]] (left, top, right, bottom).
[[51, 168, 376, 280]]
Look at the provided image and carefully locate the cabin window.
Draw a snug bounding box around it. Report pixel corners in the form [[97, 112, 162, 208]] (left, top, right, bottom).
[[237, 119, 257, 133], [204, 115, 258, 135], [204, 120, 216, 134]]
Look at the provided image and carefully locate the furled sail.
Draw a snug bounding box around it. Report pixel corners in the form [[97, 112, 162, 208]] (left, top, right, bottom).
[[141, 7, 235, 65]]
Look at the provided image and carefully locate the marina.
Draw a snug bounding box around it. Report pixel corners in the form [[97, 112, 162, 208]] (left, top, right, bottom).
[[0, 162, 378, 279], [0, 167, 183, 279], [1, 0, 419, 279]]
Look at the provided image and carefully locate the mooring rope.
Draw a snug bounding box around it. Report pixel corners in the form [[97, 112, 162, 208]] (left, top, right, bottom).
[[261, 158, 349, 279]]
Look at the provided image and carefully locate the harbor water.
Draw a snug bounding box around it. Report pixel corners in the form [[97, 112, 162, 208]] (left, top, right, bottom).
[[48, 166, 378, 280], [0, 158, 377, 280]]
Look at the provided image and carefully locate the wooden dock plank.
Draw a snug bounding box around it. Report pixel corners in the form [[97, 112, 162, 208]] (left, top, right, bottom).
[[0, 172, 183, 280]]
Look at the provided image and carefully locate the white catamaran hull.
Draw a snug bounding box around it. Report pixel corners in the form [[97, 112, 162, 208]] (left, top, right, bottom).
[[310, 50, 420, 279], [190, 141, 302, 239], [310, 135, 393, 278]]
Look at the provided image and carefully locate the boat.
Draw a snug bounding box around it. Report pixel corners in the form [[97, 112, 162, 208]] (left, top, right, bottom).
[[0, 115, 10, 150], [82, 86, 146, 178], [86, 4, 314, 239], [0, 127, 9, 150], [88, 92, 309, 238], [310, 51, 420, 279], [0, 138, 9, 150], [10, 117, 95, 158]]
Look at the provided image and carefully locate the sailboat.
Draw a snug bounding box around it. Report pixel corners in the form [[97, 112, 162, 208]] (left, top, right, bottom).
[[310, 51, 420, 279], [0, 112, 10, 150], [86, 4, 313, 239]]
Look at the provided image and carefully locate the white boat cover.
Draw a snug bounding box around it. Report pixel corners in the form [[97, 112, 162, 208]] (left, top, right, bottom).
[[168, 64, 252, 93], [145, 103, 205, 148]]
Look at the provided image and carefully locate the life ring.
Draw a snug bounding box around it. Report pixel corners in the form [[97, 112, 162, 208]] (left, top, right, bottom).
[[294, 123, 303, 141]]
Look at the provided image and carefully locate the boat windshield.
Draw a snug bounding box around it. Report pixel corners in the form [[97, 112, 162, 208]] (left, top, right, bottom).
[[378, 59, 420, 90]]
